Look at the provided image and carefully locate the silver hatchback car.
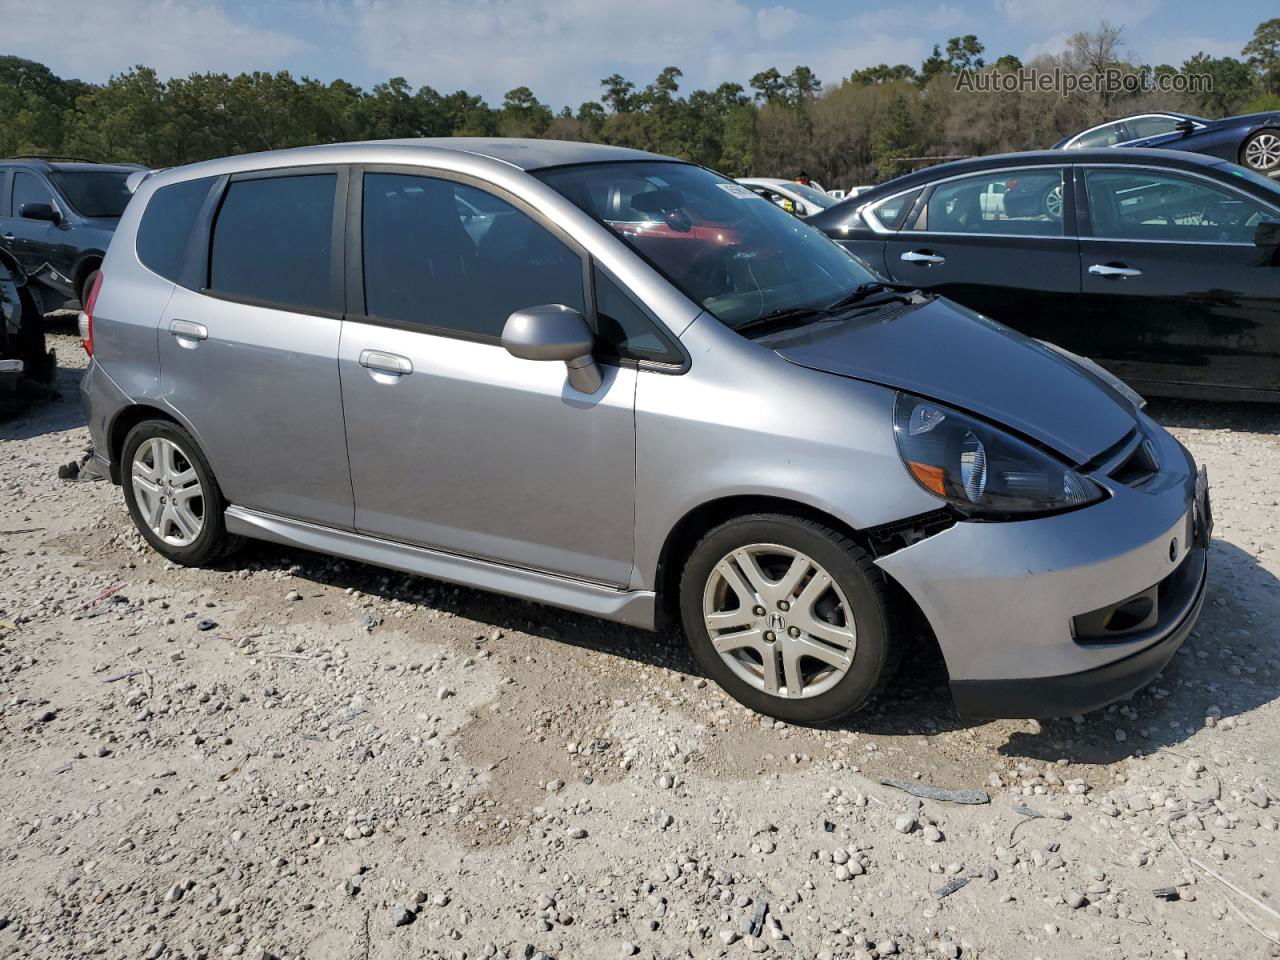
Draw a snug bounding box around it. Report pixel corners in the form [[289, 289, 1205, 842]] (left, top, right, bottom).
[[81, 139, 1210, 724]]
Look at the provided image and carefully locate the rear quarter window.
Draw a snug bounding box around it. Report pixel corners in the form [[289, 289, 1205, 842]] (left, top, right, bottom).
[[136, 177, 216, 284]]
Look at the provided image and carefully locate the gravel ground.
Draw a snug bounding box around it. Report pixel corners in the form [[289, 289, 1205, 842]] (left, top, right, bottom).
[[2, 328, 1278, 960]]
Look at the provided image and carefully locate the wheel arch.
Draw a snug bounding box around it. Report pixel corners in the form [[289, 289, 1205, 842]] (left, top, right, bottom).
[[654, 494, 930, 630], [106, 403, 182, 483], [71, 251, 105, 300]]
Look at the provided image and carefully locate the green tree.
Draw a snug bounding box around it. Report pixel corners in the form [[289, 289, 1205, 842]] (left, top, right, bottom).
[[1243, 18, 1280, 94], [872, 92, 919, 178], [600, 73, 637, 113], [498, 86, 552, 137], [850, 64, 917, 86], [749, 67, 788, 104], [1182, 52, 1255, 116]]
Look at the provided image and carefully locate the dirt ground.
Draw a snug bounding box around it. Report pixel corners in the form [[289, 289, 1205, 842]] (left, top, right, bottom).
[[2, 325, 1278, 960]]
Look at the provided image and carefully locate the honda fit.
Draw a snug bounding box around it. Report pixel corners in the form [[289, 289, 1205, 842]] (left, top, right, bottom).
[[81, 139, 1210, 723]]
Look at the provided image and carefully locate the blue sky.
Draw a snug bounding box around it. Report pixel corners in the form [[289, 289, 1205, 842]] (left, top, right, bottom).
[[3, 0, 1272, 108]]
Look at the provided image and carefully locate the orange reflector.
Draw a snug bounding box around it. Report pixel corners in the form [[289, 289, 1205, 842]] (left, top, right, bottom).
[[908, 461, 947, 496]]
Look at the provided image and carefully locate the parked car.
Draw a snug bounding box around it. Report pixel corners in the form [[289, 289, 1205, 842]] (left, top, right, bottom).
[[736, 177, 840, 217], [0, 246, 54, 412], [1054, 111, 1280, 177], [0, 157, 143, 313], [83, 139, 1209, 723], [809, 148, 1280, 402]]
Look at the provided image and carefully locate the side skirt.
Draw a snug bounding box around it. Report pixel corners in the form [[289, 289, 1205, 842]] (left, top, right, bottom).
[[224, 505, 657, 630]]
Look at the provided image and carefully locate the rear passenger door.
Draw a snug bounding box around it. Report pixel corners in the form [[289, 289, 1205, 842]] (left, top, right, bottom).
[[155, 169, 354, 528], [1076, 164, 1280, 395], [882, 165, 1083, 350], [338, 168, 638, 586]]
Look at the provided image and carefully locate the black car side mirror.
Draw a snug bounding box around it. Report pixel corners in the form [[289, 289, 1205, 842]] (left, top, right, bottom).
[[19, 202, 61, 224], [502, 304, 602, 394], [1174, 118, 1196, 135], [1254, 220, 1280, 247]]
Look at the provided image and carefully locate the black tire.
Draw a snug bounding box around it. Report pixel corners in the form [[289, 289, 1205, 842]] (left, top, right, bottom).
[[120, 420, 240, 566], [79, 268, 100, 310], [1239, 128, 1280, 173], [679, 513, 901, 726]]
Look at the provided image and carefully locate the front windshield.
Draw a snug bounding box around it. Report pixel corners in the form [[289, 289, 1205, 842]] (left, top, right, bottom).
[[535, 161, 876, 329], [787, 181, 839, 209], [48, 171, 132, 218]]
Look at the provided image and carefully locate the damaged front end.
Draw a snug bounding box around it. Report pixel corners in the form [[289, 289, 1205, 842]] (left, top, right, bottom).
[[1, 248, 56, 415]]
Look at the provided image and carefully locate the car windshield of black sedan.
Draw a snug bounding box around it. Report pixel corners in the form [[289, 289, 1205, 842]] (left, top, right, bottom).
[[535, 162, 875, 329], [47, 171, 132, 218]]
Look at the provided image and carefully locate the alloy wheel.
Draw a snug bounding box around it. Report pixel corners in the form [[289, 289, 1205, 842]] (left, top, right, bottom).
[[1244, 133, 1280, 172], [701, 543, 856, 699], [131, 437, 205, 547], [1044, 185, 1064, 219]]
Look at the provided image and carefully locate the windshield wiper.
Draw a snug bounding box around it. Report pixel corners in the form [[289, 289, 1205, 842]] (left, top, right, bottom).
[[732, 305, 834, 338], [824, 281, 916, 312]]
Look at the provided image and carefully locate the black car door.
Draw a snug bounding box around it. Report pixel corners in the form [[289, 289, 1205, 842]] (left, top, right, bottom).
[[1076, 164, 1280, 399], [881, 165, 1084, 350], [6, 172, 65, 287]]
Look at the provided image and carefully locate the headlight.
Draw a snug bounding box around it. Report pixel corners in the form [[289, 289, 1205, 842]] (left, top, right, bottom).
[[893, 393, 1106, 518]]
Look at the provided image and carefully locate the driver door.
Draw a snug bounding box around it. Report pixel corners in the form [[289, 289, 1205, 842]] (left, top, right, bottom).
[[1076, 165, 1280, 396]]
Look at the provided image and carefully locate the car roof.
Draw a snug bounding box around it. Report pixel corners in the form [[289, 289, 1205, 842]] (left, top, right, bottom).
[[807, 147, 1244, 227], [0, 157, 143, 173]]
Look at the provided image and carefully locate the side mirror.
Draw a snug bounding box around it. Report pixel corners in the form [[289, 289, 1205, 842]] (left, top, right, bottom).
[[19, 202, 61, 224], [1175, 118, 1195, 135], [1254, 220, 1280, 247], [502, 304, 602, 394]]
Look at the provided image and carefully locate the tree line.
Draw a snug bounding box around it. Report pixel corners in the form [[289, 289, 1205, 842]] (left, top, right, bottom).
[[2, 18, 1278, 190]]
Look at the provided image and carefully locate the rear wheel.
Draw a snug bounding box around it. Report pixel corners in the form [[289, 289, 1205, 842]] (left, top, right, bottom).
[[679, 513, 900, 725], [121, 420, 239, 566], [1241, 129, 1280, 174]]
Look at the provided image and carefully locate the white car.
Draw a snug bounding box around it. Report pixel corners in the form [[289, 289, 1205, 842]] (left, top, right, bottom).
[[736, 178, 841, 218]]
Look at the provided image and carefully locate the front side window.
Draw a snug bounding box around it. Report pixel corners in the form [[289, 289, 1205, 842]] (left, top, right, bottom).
[[48, 171, 132, 218], [361, 173, 584, 337], [1068, 122, 1126, 149], [917, 169, 1064, 236], [12, 172, 53, 214], [1084, 168, 1274, 243], [536, 161, 876, 330], [209, 173, 336, 312], [1124, 116, 1189, 140], [137, 177, 215, 283], [593, 267, 679, 362]]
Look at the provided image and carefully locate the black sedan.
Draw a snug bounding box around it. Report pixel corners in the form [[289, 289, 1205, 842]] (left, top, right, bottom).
[[807, 149, 1280, 402], [1053, 111, 1280, 177]]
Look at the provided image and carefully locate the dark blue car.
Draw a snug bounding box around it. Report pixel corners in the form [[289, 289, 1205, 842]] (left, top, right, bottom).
[[0, 157, 144, 313], [1053, 111, 1280, 177]]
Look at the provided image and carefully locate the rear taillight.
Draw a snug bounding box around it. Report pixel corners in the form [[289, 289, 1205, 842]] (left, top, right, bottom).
[[80, 271, 105, 356]]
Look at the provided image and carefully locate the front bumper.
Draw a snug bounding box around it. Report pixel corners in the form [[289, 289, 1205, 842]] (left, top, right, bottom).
[[877, 414, 1209, 718]]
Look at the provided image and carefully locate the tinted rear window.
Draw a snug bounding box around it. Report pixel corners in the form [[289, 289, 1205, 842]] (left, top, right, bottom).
[[137, 177, 215, 283], [48, 171, 132, 217], [209, 174, 336, 312]]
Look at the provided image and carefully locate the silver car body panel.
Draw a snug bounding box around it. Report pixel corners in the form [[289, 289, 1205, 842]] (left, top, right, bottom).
[[83, 138, 1206, 705], [879, 414, 1198, 681]]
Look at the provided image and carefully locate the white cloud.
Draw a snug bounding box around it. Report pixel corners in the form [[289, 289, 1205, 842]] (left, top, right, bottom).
[[994, 0, 1159, 33], [345, 0, 947, 104], [0, 0, 310, 82]]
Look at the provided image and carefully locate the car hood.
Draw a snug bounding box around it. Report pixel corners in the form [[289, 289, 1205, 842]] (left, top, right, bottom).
[[765, 296, 1137, 465]]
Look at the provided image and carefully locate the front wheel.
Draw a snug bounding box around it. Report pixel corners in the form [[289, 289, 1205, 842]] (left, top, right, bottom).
[[1241, 129, 1280, 173], [679, 514, 901, 725], [121, 420, 239, 566]]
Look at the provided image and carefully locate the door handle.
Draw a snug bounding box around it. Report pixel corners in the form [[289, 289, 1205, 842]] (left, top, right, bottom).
[[901, 250, 946, 265], [169, 319, 208, 340], [1088, 263, 1142, 278], [359, 349, 413, 376]]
